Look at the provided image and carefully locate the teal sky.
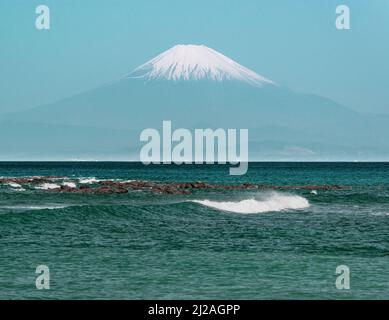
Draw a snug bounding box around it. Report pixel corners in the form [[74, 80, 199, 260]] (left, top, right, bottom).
[[0, 0, 388, 114]]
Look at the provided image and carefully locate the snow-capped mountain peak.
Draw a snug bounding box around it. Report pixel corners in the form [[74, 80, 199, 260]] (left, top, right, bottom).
[[128, 44, 274, 86]]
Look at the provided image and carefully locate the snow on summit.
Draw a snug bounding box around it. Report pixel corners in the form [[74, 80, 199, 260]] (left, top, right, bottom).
[[129, 44, 274, 86]]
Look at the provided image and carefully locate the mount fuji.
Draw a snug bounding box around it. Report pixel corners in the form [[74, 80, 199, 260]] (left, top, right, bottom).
[[1, 44, 389, 160]]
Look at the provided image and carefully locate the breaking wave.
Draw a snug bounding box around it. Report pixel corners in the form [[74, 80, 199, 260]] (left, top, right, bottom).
[[62, 182, 76, 188], [192, 192, 309, 214], [35, 183, 61, 190]]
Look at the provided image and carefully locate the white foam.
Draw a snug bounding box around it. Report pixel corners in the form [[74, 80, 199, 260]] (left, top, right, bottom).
[[310, 190, 318, 195], [78, 177, 131, 184], [192, 192, 309, 214], [62, 182, 76, 188], [35, 183, 61, 190], [7, 182, 23, 188], [79, 177, 99, 184]]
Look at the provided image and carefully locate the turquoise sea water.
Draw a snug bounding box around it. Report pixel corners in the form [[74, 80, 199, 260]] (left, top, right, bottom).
[[0, 162, 388, 299]]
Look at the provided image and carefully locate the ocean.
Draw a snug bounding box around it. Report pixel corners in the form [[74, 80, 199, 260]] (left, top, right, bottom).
[[0, 162, 388, 299]]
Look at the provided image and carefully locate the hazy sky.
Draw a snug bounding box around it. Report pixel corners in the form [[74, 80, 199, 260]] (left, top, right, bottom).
[[0, 0, 388, 114]]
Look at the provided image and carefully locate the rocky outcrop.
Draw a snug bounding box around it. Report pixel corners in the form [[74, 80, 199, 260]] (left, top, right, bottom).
[[0, 177, 348, 195]]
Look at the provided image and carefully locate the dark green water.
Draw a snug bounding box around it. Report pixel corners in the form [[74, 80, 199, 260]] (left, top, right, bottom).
[[0, 162, 388, 299]]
